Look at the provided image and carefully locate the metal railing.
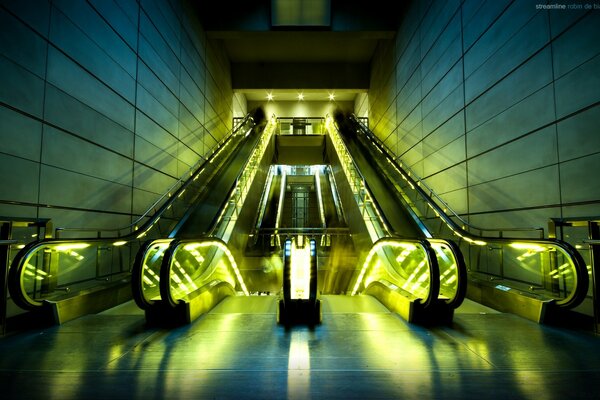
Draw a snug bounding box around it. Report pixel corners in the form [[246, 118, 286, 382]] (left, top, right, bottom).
[[1, 240, 17, 335], [8, 115, 256, 312], [132, 115, 277, 312], [346, 114, 588, 309], [326, 116, 466, 308], [275, 117, 326, 135], [55, 115, 255, 239]]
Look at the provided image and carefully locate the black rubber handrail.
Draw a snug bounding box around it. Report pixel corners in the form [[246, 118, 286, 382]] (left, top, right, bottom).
[[9, 115, 255, 311], [158, 238, 238, 309], [131, 116, 273, 308], [347, 115, 589, 309], [329, 116, 464, 308], [365, 237, 441, 309]]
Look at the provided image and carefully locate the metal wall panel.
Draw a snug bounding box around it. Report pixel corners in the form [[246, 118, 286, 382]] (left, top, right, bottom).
[[0, 0, 235, 231], [557, 105, 600, 162], [132, 162, 177, 196], [0, 106, 42, 162], [555, 54, 600, 118], [0, 154, 39, 203], [367, 0, 600, 230], [42, 126, 132, 186], [43, 85, 135, 158], [0, 8, 47, 78], [46, 47, 135, 131], [0, 56, 45, 118], [133, 132, 178, 178], [53, 0, 136, 76], [560, 153, 600, 204], [466, 48, 553, 132], [39, 165, 132, 214], [422, 112, 464, 160], [468, 166, 560, 213], [467, 126, 557, 186], [466, 85, 555, 157]]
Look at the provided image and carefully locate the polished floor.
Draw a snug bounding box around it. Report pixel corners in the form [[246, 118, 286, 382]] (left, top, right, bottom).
[[1, 295, 600, 399]]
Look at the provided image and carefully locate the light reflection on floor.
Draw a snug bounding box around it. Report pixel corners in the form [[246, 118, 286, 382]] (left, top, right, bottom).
[[1, 295, 600, 399]]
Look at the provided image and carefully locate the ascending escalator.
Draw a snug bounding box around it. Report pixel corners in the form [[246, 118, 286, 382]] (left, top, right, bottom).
[[131, 114, 277, 325], [7, 113, 265, 325]]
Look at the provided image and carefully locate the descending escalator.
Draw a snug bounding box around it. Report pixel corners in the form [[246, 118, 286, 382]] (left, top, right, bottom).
[[341, 126, 425, 238], [175, 121, 267, 238], [258, 173, 283, 230], [335, 113, 589, 322], [323, 115, 467, 323]]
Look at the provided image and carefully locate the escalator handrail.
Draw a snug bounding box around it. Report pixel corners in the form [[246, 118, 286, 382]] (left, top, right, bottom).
[[428, 238, 468, 308], [158, 237, 240, 308], [55, 114, 255, 238], [364, 237, 441, 308], [131, 238, 173, 310], [327, 117, 394, 237], [8, 238, 119, 310], [8, 115, 255, 311], [130, 117, 273, 308], [349, 115, 588, 309], [329, 117, 464, 308], [350, 115, 544, 236], [206, 115, 276, 238]]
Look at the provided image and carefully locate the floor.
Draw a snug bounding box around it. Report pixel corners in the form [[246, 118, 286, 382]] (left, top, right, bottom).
[[1, 295, 600, 399]]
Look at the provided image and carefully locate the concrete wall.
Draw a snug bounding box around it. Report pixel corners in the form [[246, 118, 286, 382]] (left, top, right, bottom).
[[0, 0, 238, 232], [365, 0, 600, 233]]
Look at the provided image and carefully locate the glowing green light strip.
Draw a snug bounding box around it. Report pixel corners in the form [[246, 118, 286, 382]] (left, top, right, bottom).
[[326, 117, 390, 242], [213, 116, 277, 242]]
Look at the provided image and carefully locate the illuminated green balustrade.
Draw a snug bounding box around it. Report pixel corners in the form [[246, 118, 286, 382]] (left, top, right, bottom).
[[161, 239, 248, 307]]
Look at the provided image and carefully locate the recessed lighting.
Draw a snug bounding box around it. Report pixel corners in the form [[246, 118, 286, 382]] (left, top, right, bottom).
[[267, 92, 273, 101], [297, 93, 304, 101]]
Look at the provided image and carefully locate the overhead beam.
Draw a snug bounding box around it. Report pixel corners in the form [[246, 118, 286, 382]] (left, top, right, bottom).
[[194, 0, 403, 32], [231, 62, 370, 89]]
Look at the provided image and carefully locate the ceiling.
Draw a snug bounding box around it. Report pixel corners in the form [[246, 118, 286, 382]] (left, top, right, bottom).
[[210, 31, 390, 64], [242, 88, 363, 102], [192, 0, 406, 103]]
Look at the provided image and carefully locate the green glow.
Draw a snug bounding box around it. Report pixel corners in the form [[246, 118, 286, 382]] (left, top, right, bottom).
[[352, 240, 431, 298], [212, 116, 277, 242], [326, 117, 390, 242], [290, 237, 311, 300], [171, 240, 249, 298], [510, 243, 546, 252], [53, 243, 90, 251]]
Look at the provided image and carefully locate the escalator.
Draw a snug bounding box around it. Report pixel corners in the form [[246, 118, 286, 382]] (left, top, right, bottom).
[[139, 117, 469, 325], [6, 114, 263, 325], [7, 111, 588, 329], [323, 117, 467, 323], [131, 114, 277, 325], [336, 113, 589, 323]]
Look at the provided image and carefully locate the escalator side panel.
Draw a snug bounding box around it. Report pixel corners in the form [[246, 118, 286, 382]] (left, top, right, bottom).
[[343, 133, 424, 238], [324, 134, 372, 256], [178, 129, 264, 238], [259, 175, 282, 229]]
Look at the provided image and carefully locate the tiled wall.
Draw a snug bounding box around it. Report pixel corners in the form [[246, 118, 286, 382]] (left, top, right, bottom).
[[364, 0, 600, 232], [0, 0, 242, 231]]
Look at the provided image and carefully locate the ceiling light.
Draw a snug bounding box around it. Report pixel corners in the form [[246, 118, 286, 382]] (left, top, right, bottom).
[[328, 93, 335, 101], [297, 93, 304, 101], [267, 92, 273, 101]]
